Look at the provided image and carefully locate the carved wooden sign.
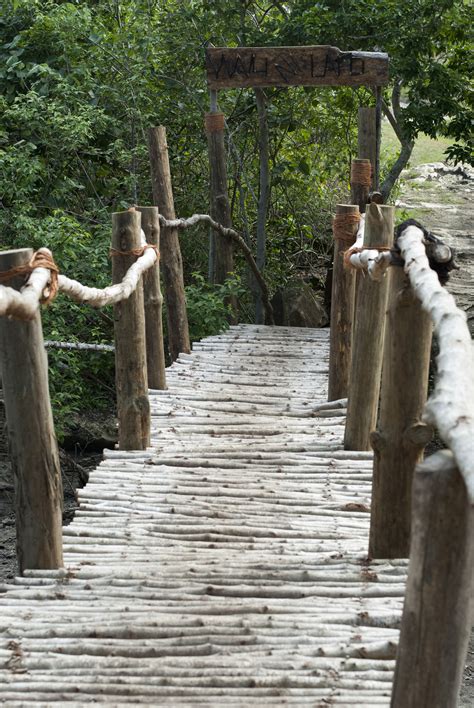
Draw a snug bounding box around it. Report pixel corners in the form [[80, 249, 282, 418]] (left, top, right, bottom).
[[206, 46, 389, 89]]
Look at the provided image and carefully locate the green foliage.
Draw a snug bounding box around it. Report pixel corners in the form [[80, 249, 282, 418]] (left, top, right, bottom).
[[185, 273, 245, 342]]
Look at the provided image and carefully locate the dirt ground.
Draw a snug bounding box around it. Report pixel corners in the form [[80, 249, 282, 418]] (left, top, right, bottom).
[[0, 162, 472, 703]]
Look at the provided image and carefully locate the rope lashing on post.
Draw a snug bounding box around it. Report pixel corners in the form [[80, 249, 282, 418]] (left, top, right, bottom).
[[350, 159, 372, 187], [109, 244, 160, 259], [204, 112, 225, 133], [332, 212, 361, 244], [0, 248, 59, 304]]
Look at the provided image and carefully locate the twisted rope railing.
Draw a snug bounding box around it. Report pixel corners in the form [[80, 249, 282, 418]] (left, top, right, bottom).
[[0, 213, 274, 323], [159, 212, 274, 324], [343, 218, 473, 497]]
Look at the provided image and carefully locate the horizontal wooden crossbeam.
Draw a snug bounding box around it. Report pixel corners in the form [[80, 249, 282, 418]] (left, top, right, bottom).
[[206, 46, 389, 89]]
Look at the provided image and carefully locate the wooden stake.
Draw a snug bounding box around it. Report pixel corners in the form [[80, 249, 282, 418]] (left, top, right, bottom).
[[369, 267, 432, 558], [148, 126, 190, 361], [350, 158, 371, 213], [344, 203, 394, 450], [205, 111, 236, 316], [357, 107, 376, 189], [328, 204, 358, 402], [112, 210, 150, 450], [137, 206, 167, 390], [391, 451, 474, 707], [0, 248, 63, 573]]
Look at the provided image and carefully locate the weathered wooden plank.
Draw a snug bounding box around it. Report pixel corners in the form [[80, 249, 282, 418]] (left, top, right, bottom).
[[206, 46, 389, 89], [0, 325, 405, 705]]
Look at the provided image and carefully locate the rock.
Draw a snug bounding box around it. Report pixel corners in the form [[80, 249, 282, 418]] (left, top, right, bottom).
[[271, 282, 328, 328]]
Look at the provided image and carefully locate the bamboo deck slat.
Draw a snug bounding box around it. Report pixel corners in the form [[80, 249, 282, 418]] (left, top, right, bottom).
[[0, 324, 407, 705]]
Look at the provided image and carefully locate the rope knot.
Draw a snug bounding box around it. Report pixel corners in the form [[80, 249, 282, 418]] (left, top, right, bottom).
[[0, 248, 59, 305]]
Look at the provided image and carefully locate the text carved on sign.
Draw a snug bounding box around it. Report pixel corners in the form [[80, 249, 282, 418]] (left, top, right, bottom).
[[206, 46, 389, 89]]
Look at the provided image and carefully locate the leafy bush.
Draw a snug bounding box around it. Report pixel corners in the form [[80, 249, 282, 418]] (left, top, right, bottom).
[[185, 273, 245, 342]]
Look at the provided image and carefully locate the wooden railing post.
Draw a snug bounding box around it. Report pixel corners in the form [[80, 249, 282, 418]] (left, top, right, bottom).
[[137, 206, 167, 390], [358, 107, 376, 190], [148, 126, 190, 362], [328, 204, 359, 401], [112, 210, 150, 450], [0, 249, 63, 573], [391, 451, 474, 707], [369, 266, 432, 558], [204, 111, 234, 285], [344, 203, 394, 450], [350, 158, 371, 213]]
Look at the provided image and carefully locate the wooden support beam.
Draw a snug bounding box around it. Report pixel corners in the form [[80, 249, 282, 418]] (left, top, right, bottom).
[[148, 126, 190, 361], [137, 206, 167, 390], [369, 266, 432, 558], [112, 210, 150, 450], [0, 248, 63, 573], [344, 203, 394, 450], [391, 451, 474, 707], [328, 204, 359, 402], [205, 112, 236, 306]]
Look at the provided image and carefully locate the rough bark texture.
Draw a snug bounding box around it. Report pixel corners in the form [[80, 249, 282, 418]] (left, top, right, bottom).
[[206, 46, 389, 89], [112, 211, 150, 450], [138, 206, 167, 390], [328, 204, 358, 402], [344, 204, 394, 450], [369, 267, 432, 558], [0, 248, 63, 573], [148, 126, 190, 361], [358, 107, 376, 189], [391, 451, 474, 708]]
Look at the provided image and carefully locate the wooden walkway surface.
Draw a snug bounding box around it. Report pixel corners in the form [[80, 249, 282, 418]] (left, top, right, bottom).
[[0, 325, 408, 705]]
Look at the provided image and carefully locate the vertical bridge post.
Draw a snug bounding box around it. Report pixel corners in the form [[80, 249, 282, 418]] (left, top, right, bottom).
[[112, 210, 150, 450], [205, 110, 234, 285], [344, 203, 394, 450], [328, 204, 359, 401], [148, 125, 190, 361], [0, 248, 63, 573], [138, 205, 167, 390], [391, 451, 474, 707], [369, 266, 432, 558], [205, 108, 237, 321], [358, 107, 376, 190]]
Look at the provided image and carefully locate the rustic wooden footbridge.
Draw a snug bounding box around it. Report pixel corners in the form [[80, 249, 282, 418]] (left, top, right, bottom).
[[0, 45, 473, 707]]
